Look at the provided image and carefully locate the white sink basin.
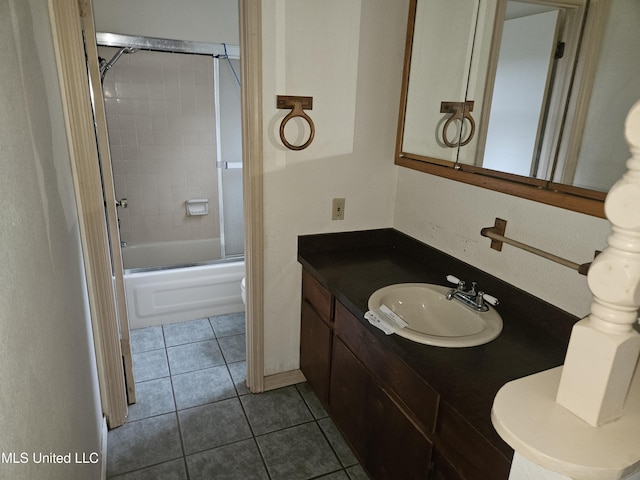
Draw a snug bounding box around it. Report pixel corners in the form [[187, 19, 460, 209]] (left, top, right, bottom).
[[367, 283, 503, 347]]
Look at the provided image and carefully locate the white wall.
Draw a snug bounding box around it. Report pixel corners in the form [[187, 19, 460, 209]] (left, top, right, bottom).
[[0, 1, 103, 479], [260, 0, 407, 374], [394, 169, 610, 316], [574, 0, 640, 191], [92, 0, 239, 44]]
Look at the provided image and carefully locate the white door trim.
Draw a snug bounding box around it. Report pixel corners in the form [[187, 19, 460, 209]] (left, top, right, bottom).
[[48, 0, 128, 427], [81, 0, 136, 405], [239, 0, 266, 392]]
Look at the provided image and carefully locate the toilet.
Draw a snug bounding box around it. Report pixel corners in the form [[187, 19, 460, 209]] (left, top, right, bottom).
[[241, 277, 246, 305]]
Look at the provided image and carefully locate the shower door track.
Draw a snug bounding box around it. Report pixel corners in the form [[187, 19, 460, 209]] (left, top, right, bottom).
[[95, 32, 239, 58]]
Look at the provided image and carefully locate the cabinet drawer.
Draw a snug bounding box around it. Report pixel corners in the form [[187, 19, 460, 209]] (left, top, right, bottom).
[[334, 300, 439, 435], [302, 269, 332, 325], [436, 402, 511, 480]]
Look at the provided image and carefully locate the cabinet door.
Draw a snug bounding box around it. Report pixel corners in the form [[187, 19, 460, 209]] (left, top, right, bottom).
[[436, 402, 511, 480], [330, 338, 432, 480], [429, 450, 464, 480], [300, 299, 332, 406]]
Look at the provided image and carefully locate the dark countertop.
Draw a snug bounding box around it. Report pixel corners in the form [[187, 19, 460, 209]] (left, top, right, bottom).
[[298, 228, 579, 460]]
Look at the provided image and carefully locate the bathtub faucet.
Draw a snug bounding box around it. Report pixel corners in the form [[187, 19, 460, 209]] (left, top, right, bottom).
[[121, 241, 128, 248]]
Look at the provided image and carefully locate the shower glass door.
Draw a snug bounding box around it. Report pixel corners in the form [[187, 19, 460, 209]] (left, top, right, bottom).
[[215, 56, 244, 258], [97, 34, 244, 270]]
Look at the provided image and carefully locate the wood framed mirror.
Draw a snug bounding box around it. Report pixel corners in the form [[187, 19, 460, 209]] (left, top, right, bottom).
[[395, 0, 640, 218]]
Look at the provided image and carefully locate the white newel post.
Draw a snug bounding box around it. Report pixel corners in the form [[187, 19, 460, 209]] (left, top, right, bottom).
[[556, 101, 640, 426], [492, 100, 640, 479]]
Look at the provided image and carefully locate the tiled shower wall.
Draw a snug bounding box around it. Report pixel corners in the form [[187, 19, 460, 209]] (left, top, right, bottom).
[[100, 47, 219, 245]]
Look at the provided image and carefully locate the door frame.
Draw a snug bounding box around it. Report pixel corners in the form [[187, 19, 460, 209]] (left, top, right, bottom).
[[239, 0, 266, 393], [48, 0, 128, 427], [82, 1, 136, 405], [48, 0, 268, 425]]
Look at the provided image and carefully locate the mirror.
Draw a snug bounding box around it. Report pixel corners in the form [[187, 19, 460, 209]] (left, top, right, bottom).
[[396, 0, 640, 217]]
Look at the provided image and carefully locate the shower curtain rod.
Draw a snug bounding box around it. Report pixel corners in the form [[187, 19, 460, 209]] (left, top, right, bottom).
[[95, 32, 240, 59]]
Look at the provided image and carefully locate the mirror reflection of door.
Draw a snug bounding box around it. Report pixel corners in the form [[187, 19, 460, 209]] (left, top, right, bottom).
[[402, 0, 481, 164], [482, 3, 560, 178]]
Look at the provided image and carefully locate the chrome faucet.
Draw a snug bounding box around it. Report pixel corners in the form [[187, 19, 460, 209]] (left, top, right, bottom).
[[445, 275, 498, 312]]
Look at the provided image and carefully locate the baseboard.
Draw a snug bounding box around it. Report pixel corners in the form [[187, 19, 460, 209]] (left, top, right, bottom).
[[101, 416, 108, 480], [263, 369, 306, 391]]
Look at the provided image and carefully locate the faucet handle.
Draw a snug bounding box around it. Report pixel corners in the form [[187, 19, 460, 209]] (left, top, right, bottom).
[[446, 275, 465, 290], [481, 293, 499, 306]]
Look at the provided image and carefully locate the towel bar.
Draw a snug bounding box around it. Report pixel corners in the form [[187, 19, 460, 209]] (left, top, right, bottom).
[[481, 218, 593, 275]]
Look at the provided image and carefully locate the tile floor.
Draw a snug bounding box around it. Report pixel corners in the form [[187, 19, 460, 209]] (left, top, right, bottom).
[[107, 313, 368, 480]]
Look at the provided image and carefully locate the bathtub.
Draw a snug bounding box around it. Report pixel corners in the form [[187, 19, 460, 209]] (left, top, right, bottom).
[[121, 239, 245, 329], [122, 238, 223, 270]]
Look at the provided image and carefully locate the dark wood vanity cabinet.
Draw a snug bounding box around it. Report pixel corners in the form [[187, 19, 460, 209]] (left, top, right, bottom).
[[299, 268, 511, 480], [330, 337, 433, 479], [300, 269, 333, 407]]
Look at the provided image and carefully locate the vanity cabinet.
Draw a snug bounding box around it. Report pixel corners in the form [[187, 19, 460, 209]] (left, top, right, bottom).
[[299, 267, 511, 480], [300, 269, 333, 407], [331, 336, 433, 479]]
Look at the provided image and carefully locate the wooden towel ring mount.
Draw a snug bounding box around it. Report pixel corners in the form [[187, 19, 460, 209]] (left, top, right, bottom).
[[277, 95, 315, 151]]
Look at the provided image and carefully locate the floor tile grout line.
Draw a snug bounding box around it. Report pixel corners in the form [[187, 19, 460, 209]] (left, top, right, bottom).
[[284, 385, 347, 473], [250, 436, 274, 480], [165, 321, 247, 479], [223, 355, 245, 399], [108, 455, 185, 479], [166, 339, 227, 378], [181, 456, 191, 480], [315, 416, 354, 470], [171, 325, 270, 479], [162, 324, 192, 480]]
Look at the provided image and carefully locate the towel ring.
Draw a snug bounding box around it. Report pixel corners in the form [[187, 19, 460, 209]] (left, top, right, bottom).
[[440, 100, 475, 148], [277, 95, 315, 151]]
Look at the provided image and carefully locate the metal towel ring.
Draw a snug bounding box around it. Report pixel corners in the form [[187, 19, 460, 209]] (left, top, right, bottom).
[[277, 95, 315, 151], [440, 100, 475, 148]]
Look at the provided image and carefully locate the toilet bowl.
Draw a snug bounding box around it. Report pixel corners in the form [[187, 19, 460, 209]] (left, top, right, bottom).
[[241, 277, 246, 305]]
